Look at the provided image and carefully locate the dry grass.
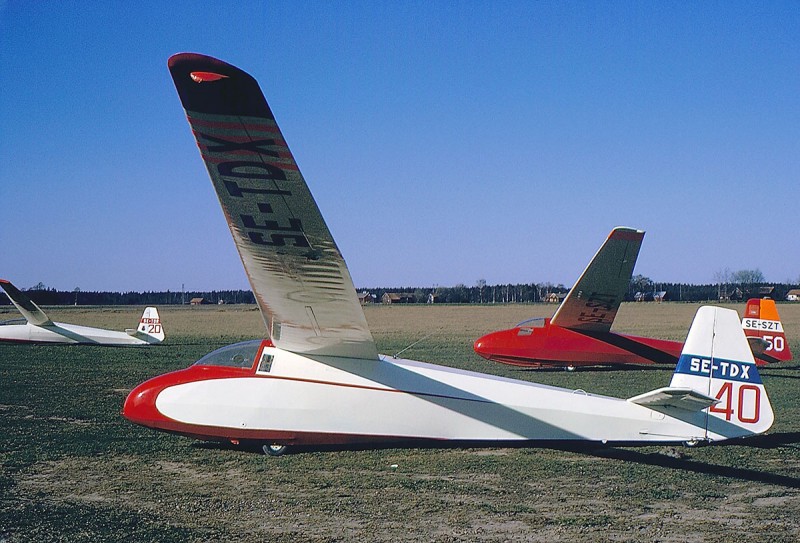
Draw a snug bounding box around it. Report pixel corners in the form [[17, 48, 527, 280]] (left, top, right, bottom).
[[1, 302, 799, 542]]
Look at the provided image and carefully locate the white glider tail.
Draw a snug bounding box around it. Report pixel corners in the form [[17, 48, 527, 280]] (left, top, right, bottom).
[[0, 279, 164, 346], [129, 306, 166, 344], [671, 305, 774, 436], [630, 306, 773, 439]]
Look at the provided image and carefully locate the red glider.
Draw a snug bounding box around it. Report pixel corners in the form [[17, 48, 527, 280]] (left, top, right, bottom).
[[473, 228, 791, 369]]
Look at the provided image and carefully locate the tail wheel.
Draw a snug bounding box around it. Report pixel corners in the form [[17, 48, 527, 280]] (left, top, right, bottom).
[[682, 438, 707, 448], [262, 443, 288, 456]]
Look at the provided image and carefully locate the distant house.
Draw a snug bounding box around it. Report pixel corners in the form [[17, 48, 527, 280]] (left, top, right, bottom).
[[718, 287, 744, 302], [382, 292, 414, 304], [653, 291, 668, 303], [787, 289, 800, 302], [544, 292, 566, 304], [358, 292, 375, 305], [427, 292, 439, 304], [190, 297, 208, 305]]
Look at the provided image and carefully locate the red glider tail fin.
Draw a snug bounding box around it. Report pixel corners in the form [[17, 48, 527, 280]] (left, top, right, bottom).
[[742, 298, 792, 363]]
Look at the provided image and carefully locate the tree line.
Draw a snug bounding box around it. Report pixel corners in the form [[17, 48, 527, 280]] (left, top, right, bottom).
[[0, 287, 255, 307], [1, 277, 797, 307], [365, 280, 797, 305]]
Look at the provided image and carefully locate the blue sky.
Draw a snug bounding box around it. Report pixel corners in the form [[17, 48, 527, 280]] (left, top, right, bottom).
[[1, 1, 798, 292]]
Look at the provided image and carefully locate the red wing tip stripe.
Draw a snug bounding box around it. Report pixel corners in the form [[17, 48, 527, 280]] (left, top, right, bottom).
[[190, 71, 229, 83], [196, 146, 295, 160], [609, 229, 645, 241]]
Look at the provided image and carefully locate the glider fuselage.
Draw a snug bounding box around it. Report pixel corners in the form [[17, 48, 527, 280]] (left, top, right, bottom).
[[124, 339, 744, 447], [473, 315, 781, 369], [0, 321, 157, 345], [474, 318, 683, 369]]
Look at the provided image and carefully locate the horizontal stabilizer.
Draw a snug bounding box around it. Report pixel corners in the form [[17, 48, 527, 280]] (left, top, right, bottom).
[[0, 279, 53, 326], [627, 387, 718, 412]]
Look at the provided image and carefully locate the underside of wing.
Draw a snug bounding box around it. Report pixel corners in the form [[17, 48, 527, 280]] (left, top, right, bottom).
[[168, 54, 378, 360], [551, 227, 644, 333], [0, 279, 52, 326]]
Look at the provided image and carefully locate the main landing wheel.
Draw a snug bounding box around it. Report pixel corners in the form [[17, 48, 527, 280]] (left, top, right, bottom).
[[262, 443, 288, 456]]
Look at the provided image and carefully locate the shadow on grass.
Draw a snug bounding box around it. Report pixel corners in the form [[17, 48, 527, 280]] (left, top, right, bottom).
[[557, 432, 800, 489], [759, 371, 800, 381], [190, 431, 800, 489]]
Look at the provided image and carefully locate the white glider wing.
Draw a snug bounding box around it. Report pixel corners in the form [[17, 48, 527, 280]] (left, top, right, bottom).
[[168, 54, 378, 360], [551, 227, 644, 333], [0, 279, 53, 326]]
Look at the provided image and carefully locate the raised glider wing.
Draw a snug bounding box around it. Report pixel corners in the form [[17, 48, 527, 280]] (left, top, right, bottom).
[[473, 230, 789, 368], [123, 53, 774, 454], [0, 279, 164, 345]]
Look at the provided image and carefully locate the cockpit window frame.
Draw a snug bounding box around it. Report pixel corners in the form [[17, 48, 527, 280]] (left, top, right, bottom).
[[193, 340, 262, 370], [516, 317, 547, 328]]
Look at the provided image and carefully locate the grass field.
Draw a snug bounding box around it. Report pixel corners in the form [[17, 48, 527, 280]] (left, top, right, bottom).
[[1, 302, 799, 542]]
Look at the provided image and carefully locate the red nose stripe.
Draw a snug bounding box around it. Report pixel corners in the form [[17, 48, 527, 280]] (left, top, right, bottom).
[[122, 366, 251, 427]]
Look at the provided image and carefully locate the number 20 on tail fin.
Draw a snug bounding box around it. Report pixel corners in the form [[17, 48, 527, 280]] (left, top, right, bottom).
[[135, 307, 165, 344]]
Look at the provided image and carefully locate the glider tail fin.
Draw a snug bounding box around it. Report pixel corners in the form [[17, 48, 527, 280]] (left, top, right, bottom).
[[550, 227, 645, 333], [743, 298, 792, 363], [129, 307, 165, 344], [670, 306, 774, 439]]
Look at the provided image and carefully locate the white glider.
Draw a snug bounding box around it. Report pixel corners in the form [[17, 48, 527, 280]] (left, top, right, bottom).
[[123, 53, 773, 454], [0, 279, 164, 345]]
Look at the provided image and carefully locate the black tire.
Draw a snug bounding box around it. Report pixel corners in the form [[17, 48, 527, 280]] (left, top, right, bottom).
[[262, 443, 288, 456]]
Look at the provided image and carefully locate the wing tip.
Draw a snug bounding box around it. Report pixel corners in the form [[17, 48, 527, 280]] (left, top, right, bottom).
[[609, 226, 645, 241], [168, 52, 273, 119]]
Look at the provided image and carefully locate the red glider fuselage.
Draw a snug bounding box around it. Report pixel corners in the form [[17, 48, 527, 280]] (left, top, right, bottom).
[[473, 318, 682, 368]]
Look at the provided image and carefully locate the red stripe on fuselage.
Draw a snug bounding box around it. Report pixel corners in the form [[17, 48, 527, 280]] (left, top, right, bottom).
[[123, 362, 499, 443]]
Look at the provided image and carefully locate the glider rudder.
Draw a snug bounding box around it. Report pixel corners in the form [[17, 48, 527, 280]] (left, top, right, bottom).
[[131, 307, 165, 344], [671, 306, 774, 439], [743, 298, 792, 363]]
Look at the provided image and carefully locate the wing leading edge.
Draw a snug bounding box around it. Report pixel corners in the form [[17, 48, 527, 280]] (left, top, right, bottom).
[[551, 227, 644, 333], [168, 53, 378, 360]]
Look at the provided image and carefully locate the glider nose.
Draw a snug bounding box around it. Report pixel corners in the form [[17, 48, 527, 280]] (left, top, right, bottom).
[[123, 375, 172, 428], [473, 333, 495, 360]]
